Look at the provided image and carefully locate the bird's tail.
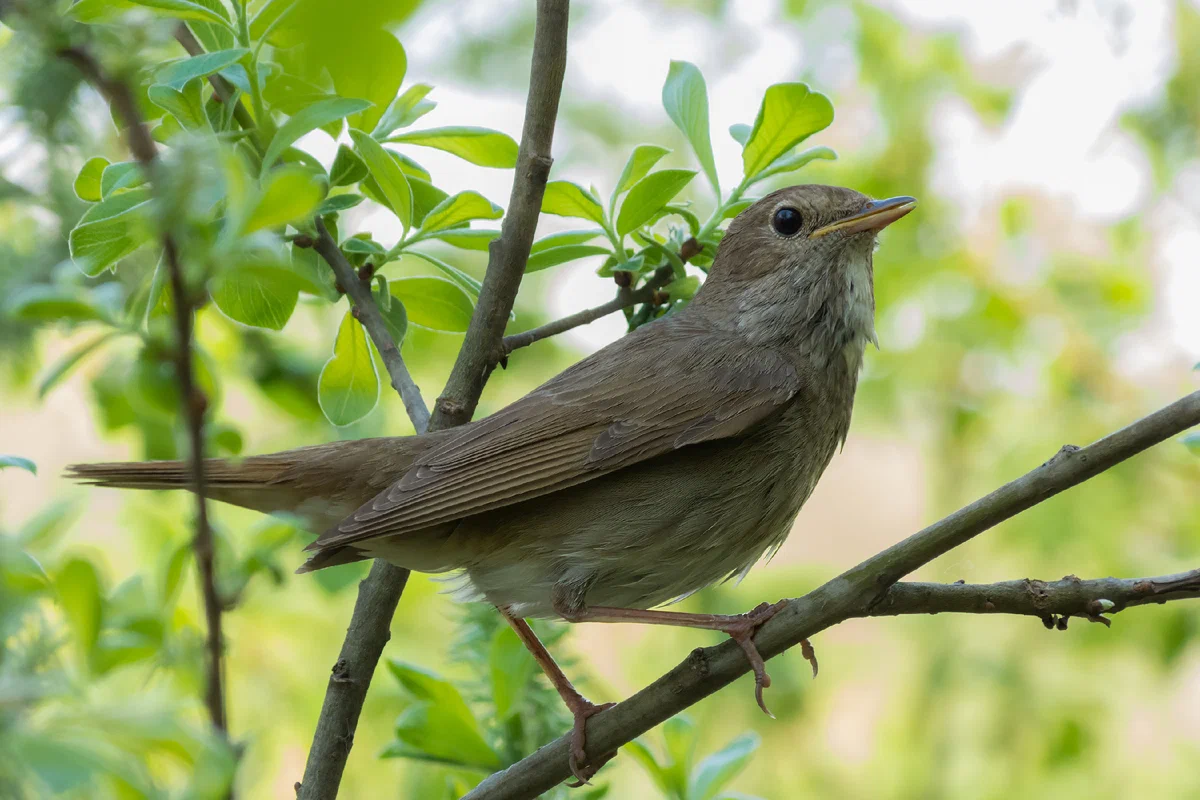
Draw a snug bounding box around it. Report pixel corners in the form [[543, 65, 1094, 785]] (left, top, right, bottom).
[[66, 435, 436, 534]]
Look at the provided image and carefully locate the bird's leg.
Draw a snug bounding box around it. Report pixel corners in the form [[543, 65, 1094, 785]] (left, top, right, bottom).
[[497, 607, 616, 786], [554, 600, 816, 717]]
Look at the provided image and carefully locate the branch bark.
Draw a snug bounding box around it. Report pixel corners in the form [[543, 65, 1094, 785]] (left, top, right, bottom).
[[463, 389, 1200, 800], [430, 0, 570, 429], [58, 47, 229, 737], [296, 2, 570, 797], [311, 219, 431, 433]]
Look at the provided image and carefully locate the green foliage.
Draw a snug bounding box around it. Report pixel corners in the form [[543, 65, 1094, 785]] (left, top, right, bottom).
[[625, 716, 764, 800]]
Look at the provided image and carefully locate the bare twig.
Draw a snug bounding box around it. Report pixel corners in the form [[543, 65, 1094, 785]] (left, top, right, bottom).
[[58, 47, 229, 737], [430, 0, 570, 429], [869, 570, 1200, 624], [296, 2, 570, 797], [463, 390, 1200, 800], [311, 219, 431, 433]]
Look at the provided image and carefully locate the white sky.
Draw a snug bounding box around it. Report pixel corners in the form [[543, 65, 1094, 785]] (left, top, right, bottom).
[[305, 0, 1200, 356]]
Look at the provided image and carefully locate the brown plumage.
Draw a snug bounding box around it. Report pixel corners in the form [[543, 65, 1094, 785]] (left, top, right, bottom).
[[69, 185, 915, 778]]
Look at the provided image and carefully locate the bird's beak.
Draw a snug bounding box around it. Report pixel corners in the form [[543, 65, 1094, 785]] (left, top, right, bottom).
[[810, 196, 917, 238]]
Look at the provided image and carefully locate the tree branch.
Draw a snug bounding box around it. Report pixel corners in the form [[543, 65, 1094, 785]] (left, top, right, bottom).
[[463, 390, 1200, 800], [173, 24, 262, 151], [311, 218, 431, 433], [58, 47, 229, 738], [430, 0, 570, 428], [869, 570, 1200, 625], [296, 2, 570, 797]]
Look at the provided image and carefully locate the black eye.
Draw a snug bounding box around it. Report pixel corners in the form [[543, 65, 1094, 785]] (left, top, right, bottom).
[[772, 207, 803, 237]]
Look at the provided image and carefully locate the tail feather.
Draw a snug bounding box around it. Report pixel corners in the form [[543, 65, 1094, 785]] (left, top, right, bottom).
[[66, 435, 439, 537]]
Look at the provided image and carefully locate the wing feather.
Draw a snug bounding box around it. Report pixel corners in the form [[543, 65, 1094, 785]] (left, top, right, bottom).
[[307, 317, 802, 552]]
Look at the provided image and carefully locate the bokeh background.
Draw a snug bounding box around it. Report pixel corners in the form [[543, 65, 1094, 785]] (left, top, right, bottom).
[[2, 0, 1199, 797]]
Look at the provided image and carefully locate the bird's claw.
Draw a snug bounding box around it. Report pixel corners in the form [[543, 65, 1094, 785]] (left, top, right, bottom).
[[722, 600, 806, 717], [566, 699, 617, 786]]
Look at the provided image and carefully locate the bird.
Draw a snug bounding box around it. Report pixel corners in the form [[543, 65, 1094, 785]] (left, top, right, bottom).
[[69, 184, 915, 782]]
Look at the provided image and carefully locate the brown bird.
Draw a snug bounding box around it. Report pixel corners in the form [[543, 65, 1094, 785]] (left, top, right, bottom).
[[70, 184, 915, 782]]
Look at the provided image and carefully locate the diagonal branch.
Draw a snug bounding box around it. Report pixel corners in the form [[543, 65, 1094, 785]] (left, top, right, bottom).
[[311, 218, 430, 433], [463, 390, 1200, 800], [58, 47, 229, 739], [296, 2, 570, 797]]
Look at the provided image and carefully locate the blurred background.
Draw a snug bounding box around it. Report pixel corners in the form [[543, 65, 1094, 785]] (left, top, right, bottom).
[[2, 0, 1199, 797]]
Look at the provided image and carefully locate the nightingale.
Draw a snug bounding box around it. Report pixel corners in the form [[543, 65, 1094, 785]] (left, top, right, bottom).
[[70, 184, 915, 782]]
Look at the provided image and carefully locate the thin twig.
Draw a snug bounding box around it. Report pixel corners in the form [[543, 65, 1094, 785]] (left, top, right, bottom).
[[58, 47, 229, 736], [463, 390, 1200, 800], [173, 24, 262, 151], [296, 2, 571, 797], [311, 219, 431, 433]]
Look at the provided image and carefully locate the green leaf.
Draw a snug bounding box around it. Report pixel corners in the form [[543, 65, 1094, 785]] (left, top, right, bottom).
[[525, 244, 610, 273], [377, 284, 407, 345], [372, 83, 434, 140], [316, 193, 364, 214], [351, 129, 413, 229], [403, 253, 483, 296], [489, 626, 536, 721], [38, 332, 122, 399], [615, 144, 672, 198], [1183, 433, 1200, 456], [243, 166, 325, 233], [688, 733, 761, 800], [616, 169, 696, 236], [210, 263, 300, 331], [406, 177, 447, 228], [597, 253, 644, 278], [330, 144, 368, 187], [663, 61, 719, 194], [100, 161, 144, 197], [424, 229, 499, 251], [262, 97, 372, 171], [387, 661, 501, 769], [154, 48, 248, 89], [0, 455, 37, 475], [742, 83, 834, 179], [127, 0, 232, 26], [55, 557, 103, 670], [541, 181, 605, 224], [662, 275, 700, 301], [729, 123, 751, 145], [748, 145, 836, 186], [147, 80, 208, 130], [660, 716, 697, 795], [6, 285, 113, 324], [317, 311, 380, 426], [722, 198, 756, 219], [389, 276, 474, 333], [531, 229, 605, 253], [74, 157, 109, 202], [342, 237, 385, 256], [418, 191, 502, 234], [385, 126, 518, 168], [624, 739, 673, 796], [328, 30, 406, 133], [66, 0, 137, 23], [69, 189, 154, 276]]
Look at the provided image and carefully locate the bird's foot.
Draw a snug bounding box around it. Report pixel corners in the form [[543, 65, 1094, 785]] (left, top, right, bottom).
[[717, 600, 816, 717], [564, 696, 617, 787]]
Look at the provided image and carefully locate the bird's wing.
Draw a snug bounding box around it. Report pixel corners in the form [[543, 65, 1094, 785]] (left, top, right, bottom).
[[306, 317, 801, 551]]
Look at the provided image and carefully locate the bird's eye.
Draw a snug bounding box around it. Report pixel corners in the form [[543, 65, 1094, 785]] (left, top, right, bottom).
[[772, 207, 803, 237]]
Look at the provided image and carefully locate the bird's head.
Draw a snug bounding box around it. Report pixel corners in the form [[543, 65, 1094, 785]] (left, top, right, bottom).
[[693, 184, 916, 367]]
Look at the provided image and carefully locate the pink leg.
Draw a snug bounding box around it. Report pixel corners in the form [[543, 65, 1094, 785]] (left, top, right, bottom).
[[557, 600, 817, 717], [498, 607, 616, 785]]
